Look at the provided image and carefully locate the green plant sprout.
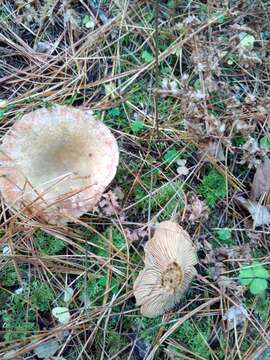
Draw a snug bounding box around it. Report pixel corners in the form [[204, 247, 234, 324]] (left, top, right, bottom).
[[217, 228, 231, 241], [216, 228, 235, 245], [131, 119, 145, 133], [239, 261, 269, 295], [163, 147, 180, 164]]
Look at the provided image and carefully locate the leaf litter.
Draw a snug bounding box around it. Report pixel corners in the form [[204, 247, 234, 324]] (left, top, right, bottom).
[[0, 1, 269, 359]]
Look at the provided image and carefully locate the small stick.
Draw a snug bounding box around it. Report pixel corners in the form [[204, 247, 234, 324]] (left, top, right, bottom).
[[87, 0, 110, 24], [154, 0, 159, 135], [103, 227, 112, 305]]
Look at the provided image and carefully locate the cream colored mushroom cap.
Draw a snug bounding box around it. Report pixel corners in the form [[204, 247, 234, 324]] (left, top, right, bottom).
[[0, 106, 119, 223], [133, 221, 197, 318]]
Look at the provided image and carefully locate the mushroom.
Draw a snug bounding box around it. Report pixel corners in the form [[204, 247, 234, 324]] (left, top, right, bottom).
[[0, 106, 119, 224], [133, 221, 197, 318]]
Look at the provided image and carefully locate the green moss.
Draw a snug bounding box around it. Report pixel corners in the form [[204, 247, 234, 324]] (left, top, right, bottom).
[[232, 133, 246, 146], [2, 308, 36, 341], [103, 107, 128, 130], [176, 320, 211, 359], [197, 168, 227, 207], [134, 316, 162, 343], [0, 263, 19, 287], [35, 230, 67, 255], [0, 289, 10, 309], [0, 280, 54, 341], [78, 273, 119, 307], [134, 180, 184, 219], [30, 281, 54, 312], [90, 228, 126, 258], [106, 325, 129, 356], [254, 296, 269, 322], [216, 228, 235, 246]]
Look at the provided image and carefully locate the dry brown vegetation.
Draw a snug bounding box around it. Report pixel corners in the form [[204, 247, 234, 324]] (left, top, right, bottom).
[[0, 1, 269, 359]]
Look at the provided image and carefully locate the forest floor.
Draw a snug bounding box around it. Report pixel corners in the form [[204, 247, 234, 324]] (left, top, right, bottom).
[[0, 1, 270, 359]]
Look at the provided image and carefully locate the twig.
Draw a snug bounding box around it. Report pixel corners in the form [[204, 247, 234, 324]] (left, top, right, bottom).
[[87, 0, 110, 24], [154, 0, 159, 135]]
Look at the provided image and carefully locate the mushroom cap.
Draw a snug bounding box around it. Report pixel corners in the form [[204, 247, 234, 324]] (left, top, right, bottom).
[[0, 106, 119, 223], [133, 221, 197, 318]]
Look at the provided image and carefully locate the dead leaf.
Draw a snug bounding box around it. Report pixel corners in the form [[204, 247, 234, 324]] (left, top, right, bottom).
[[99, 190, 121, 216], [235, 119, 254, 132], [124, 227, 148, 243], [199, 139, 225, 162], [223, 304, 248, 331], [203, 244, 250, 296], [240, 136, 261, 167], [245, 230, 262, 247], [251, 156, 270, 204], [184, 192, 209, 223], [207, 141, 225, 161], [34, 41, 53, 54], [113, 186, 125, 200], [176, 159, 189, 176], [236, 196, 270, 227], [33, 339, 60, 359]]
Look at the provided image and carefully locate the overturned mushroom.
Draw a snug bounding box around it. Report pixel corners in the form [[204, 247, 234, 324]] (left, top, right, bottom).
[[133, 221, 197, 318], [0, 106, 119, 224]]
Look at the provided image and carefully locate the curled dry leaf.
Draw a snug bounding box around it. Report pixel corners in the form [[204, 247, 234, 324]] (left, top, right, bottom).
[[183, 192, 209, 223], [176, 159, 189, 176], [223, 304, 248, 331], [133, 221, 197, 318], [33, 339, 60, 359], [52, 307, 70, 324], [124, 227, 148, 243], [198, 139, 225, 162], [217, 276, 245, 296], [251, 156, 270, 204], [204, 245, 251, 264], [98, 190, 122, 216], [206, 141, 225, 161], [234, 119, 254, 132], [203, 245, 250, 296], [158, 78, 180, 97], [240, 136, 261, 167], [236, 196, 270, 227]]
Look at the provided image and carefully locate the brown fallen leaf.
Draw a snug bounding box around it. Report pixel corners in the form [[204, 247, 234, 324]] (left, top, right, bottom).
[[99, 190, 121, 216], [217, 276, 245, 297], [204, 245, 251, 265], [207, 141, 225, 161], [251, 156, 270, 204], [183, 192, 209, 223], [203, 244, 250, 296], [124, 227, 148, 243], [199, 139, 225, 162], [239, 136, 261, 167]]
